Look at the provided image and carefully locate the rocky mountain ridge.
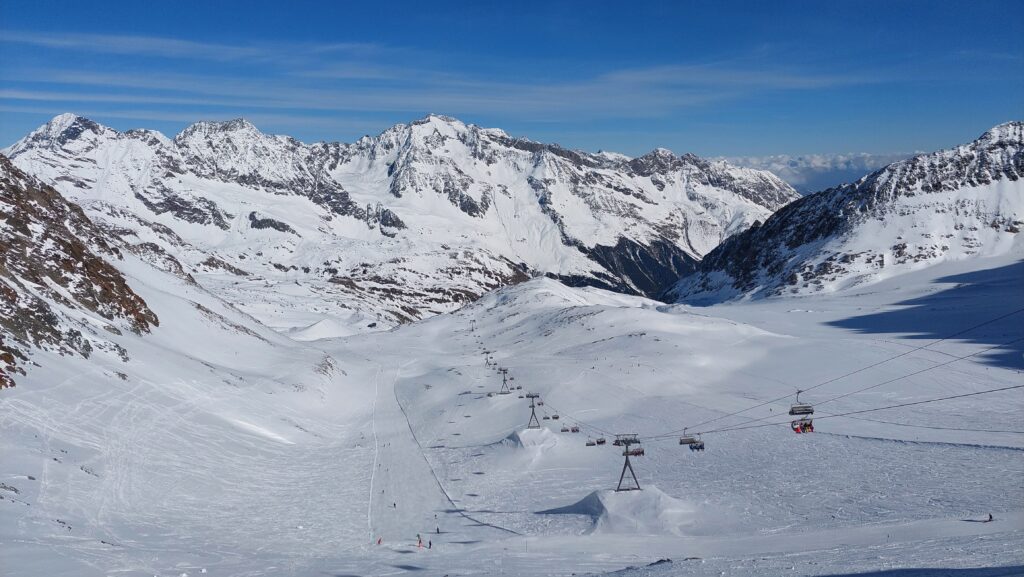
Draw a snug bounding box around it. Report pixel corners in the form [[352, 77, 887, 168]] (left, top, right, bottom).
[[672, 122, 1024, 303], [5, 113, 799, 334]]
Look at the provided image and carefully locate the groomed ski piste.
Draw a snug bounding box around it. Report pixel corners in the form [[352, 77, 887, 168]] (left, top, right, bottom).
[[1, 249, 1022, 576]]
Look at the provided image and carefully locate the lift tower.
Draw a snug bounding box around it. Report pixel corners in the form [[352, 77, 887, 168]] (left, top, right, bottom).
[[525, 393, 541, 429], [614, 434, 643, 492], [498, 368, 512, 395]]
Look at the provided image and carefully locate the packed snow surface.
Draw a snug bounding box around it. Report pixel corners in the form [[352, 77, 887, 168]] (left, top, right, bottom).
[[2, 244, 1022, 575]]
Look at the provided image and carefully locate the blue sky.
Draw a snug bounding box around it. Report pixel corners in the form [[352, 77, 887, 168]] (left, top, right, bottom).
[[1, 0, 1021, 156]]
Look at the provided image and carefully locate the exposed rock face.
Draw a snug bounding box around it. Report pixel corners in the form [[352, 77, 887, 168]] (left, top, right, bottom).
[[672, 122, 1024, 303], [0, 155, 157, 388], [5, 113, 798, 331]]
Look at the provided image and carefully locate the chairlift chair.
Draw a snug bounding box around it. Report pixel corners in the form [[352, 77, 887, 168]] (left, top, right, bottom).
[[789, 390, 814, 416], [596, 437, 607, 445], [678, 428, 697, 445], [586, 439, 597, 447], [570, 426, 580, 433], [552, 414, 560, 420], [561, 426, 570, 432], [690, 435, 705, 451]]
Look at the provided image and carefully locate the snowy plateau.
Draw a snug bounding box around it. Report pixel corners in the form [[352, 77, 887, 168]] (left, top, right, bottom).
[[0, 116, 1022, 577]]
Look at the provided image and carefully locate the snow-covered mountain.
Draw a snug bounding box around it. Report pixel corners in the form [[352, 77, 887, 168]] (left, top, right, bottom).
[[4, 113, 798, 334], [0, 156, 157, 388], [673, 122, 1023, 303], [3, 115, 1022, 576]]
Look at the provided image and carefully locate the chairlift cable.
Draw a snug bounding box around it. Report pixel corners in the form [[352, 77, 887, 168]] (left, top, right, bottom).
[[676, 336, 1024, 437], [649, 306, 1024, 438], [697, 383, 1024, 435]]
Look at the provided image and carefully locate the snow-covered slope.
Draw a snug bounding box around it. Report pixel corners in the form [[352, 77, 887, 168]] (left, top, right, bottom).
[[4, 113, 798, 333], [673, 122, 1023, 303], [3, 254, 1021, 576]]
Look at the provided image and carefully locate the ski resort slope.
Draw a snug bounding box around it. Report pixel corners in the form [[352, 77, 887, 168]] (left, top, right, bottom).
[[2, 251, 1023, 575]]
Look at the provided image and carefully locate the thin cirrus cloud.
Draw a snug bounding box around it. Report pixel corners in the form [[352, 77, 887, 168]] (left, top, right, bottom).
[[8, 65, 858, 121], [0, 30, 884, 131], [0, 30, 383, 63]]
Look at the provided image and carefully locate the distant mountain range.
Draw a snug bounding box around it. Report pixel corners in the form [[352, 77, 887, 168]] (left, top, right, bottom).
[[2, 113, 797, 338], [2, 113, 1020, 389]]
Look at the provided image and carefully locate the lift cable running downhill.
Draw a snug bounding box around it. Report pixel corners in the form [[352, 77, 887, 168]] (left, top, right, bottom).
[[635, 383, 1024, 450], [696, 383, 1024, 436], [649, 306, 1024, 439], [692, 335, 1024, 437]]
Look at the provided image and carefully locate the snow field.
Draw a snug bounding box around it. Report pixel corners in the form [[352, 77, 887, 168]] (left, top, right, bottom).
[[1, 250, 1022, 576]]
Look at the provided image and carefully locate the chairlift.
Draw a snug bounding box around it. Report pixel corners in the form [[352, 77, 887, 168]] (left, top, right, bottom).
[[518, 394, 525, 399], [586, 439, 597, 447], [625, 447, 645, 457], [561, 426, 570, 432], [789, 390, 814, 416], [543, 415, 551, 420], [791, 417, 814, 434], [612, 438, 622, 446], [570, 426, 580, 433], [678, 428, 697, 445], [552, 414, 560, 420], [537, 401, 544, 406], [595, 437, 607, 445]]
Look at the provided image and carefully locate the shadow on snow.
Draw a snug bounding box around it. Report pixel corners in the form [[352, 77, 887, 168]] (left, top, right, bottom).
[[827, 260, 1024, 370]]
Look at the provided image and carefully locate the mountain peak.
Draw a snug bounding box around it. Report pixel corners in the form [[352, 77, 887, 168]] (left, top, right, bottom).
[[176, 118, 261, 140], [36, 113, 106, 145], [977, 121, 1023, 146], [412, 113, 463, 126]]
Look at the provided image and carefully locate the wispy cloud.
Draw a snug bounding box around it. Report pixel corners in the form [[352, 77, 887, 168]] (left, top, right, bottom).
[[600, 64, 881, 90], [0, 30, 386, 64], [9, 58, 869, 122], [0, 30, 888, 138], [2, 31, 271, 61]]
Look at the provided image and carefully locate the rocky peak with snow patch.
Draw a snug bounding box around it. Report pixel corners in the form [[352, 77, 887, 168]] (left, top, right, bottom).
[[0, 155, 157, 388]]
